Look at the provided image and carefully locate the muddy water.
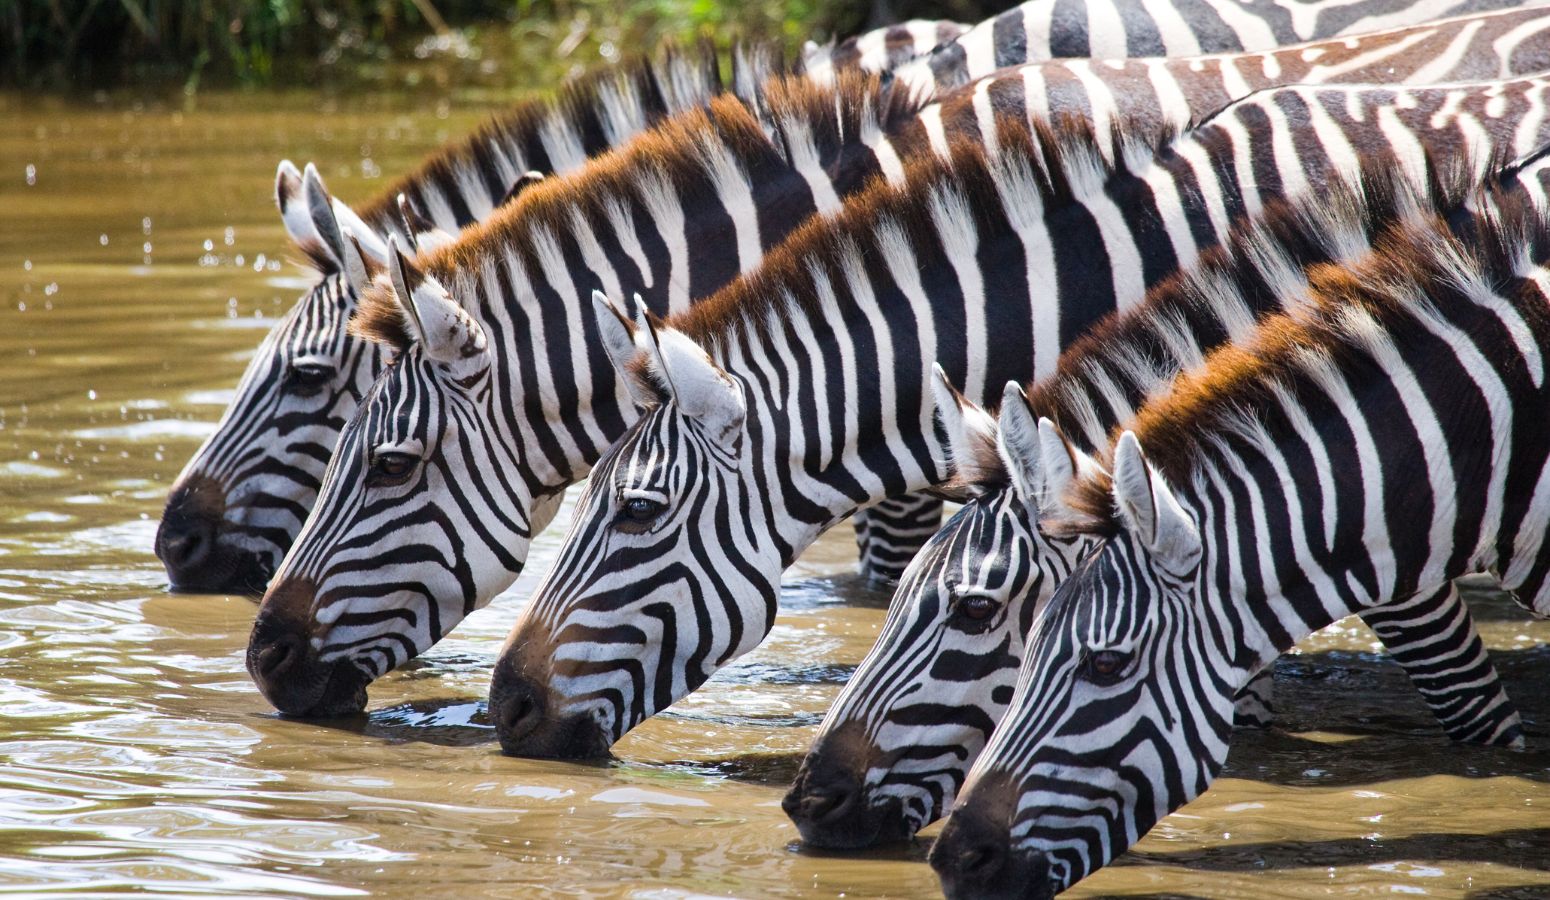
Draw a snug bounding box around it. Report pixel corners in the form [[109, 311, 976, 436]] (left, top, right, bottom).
[[2, 86, 1549, 899]]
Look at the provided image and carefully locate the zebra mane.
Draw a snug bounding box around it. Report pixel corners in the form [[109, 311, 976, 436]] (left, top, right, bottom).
[[668, 110, 1180, 354], [351, 70, 927, 352], [1058, 163, 1550, 536], [352, 39, 788, 235]]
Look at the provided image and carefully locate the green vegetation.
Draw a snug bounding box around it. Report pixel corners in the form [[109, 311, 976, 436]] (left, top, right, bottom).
[[0, 0, 866, 89]]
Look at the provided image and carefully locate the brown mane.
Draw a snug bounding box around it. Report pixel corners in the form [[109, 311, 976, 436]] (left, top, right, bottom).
[[1058, 171, 1550, 534]]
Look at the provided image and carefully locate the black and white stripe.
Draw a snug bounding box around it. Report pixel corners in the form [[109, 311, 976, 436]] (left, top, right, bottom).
[[906, 0, 1550, 93], [786, 148, 1538, 852], [487, 75, 1550, 759], [930, 155, 1550, 900]]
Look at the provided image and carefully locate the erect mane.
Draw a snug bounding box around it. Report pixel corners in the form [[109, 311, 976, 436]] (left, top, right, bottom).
[[349, 70, 925, 353], [666, 109, 1183, 354], [353, 40, 769, 234], [1059, 166, 1550, 535]]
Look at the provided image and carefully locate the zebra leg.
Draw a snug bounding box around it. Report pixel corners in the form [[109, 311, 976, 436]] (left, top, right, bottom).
[[852, 494, 944, 585], [1232, 669, 1275, 729], [1359, 581, 1525, 748]]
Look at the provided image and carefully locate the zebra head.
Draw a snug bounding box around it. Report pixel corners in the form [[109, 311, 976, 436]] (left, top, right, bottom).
[[784, 380, 1098, 849], [246, 239, 560, 717], [930, 431, 1240, 899], [156, 161, 390, 595], [489, 293, 780, 758]]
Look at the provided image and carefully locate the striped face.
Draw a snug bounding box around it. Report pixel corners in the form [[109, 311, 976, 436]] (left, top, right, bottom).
[[247, 259, 565, 717], [785, 486, 1093, 848], [930, 436, 1240, 899], [490, 395, 782, 757], [158, 273, 378, 594]]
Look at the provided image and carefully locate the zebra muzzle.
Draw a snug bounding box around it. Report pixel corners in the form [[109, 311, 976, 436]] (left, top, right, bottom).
[[247, 592, 368, 718], [489, 665, 611, 760], [156, 472, 272, 596]]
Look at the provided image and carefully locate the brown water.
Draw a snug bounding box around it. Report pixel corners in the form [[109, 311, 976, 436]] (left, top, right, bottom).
[[2, 86, 1549, 899]]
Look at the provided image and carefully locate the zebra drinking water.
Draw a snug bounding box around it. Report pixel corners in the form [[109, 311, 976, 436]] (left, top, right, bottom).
[[784, 147, 1540, 852], [486, 76, 1550, 759], [929, 159, 1550, 900]]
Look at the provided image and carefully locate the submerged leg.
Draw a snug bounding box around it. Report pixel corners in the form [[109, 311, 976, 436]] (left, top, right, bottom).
[[1360, 581, 1524, 748], [1232, 669, 1274, 729]]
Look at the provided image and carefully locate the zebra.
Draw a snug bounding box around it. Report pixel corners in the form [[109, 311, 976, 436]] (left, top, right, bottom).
[[153, 43, 785, 594], [485, 76, 1550, 760], [900, 0, 1549, 95], [802, 17, 970, 81], [783, 147, 1539, 851], [926, 160, 1550, 900]]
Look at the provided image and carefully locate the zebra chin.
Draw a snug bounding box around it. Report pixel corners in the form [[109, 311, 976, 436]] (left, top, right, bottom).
[[246, 598, 370, 718], [782, 725, 918, 849], [156, 473, 275, 596]]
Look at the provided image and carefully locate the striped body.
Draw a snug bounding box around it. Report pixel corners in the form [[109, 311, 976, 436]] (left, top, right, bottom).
[[930, 169, 1550, 900], [154, 46, 750, 594], [488, 76, 1550, 760], [905, 0, 1548, 92], [787, 152, 1538, 851]]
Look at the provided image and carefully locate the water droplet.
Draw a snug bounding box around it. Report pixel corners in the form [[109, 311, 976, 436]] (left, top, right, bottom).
[[142, 216, 152, 234], [87, 390, 96, 400], [99, 234, 109, 246], [142, 241, 153, 254], [203, 239, 214, 252], [223, 226, 235, 246], [22, 259, 30, 271], [24, 164, 36, 186]]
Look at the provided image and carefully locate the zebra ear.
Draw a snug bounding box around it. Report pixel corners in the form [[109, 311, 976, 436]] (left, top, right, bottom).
[[1034, 418, 1099, 518], [931, 365, 1002, 495], [592, 291, 658, 407], [398, 193, 456, 253], [500, 171, 546, 207], [642, 312, 745, 445], [997, 383, 1049, 514], [302, 163, 348, 270], [276, 160, 331, 272], [1111, 431, 1201, 573], [387, 236, 488, 367], [343, 235, 385, 298]]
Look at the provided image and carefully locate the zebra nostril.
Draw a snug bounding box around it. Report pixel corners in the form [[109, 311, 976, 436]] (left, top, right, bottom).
[[957, 840, 1006, 882], [158, 518, 215, 572], [255, 632, 302, 681], [804, 784, 856, 826], [495, 681, 544, 744]]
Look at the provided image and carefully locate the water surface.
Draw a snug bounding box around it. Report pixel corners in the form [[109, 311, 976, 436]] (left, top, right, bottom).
[[1, 87, 1548, 898]]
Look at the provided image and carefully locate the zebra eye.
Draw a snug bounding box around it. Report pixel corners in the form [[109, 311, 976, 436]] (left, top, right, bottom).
[[284, 362, 335, 397], [615, 496, 667, 533], [367, 451, 418, 488], [1082, 649, 1132, 685], [951, 593, 1000, 625]]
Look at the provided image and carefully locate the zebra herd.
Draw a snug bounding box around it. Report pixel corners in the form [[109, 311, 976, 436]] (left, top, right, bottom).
[[156, 1, 1550, 896]]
